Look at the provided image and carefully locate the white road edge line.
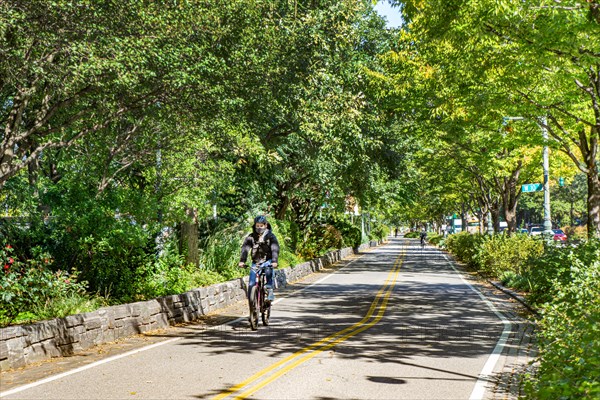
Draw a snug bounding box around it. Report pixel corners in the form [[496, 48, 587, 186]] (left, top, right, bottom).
[[441, 252, 512, 400], [1, 245, 387, 397], [0, 337, 181, 398]]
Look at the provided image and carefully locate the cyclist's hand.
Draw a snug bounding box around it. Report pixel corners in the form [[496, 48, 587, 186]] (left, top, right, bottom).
[[271, 262, 278, 268], [238, 262, 247, 268]]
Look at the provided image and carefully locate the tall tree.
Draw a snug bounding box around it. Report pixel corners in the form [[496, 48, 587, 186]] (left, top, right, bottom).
[[393, 0, 600, 237]]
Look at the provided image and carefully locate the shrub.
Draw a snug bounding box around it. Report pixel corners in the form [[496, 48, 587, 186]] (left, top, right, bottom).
[[526, 259, 600, 399], [297, 224, 343, 259], [563, 225, 588, 241], [525, 239, 600, 306], [132, 239, 194, 299], [0, 244, 90, 326], [428, 233, 444, 246], [327, 216, 362, 248], [476, 234, 543, 278], [404, 231, 420, 238], [499, 270, 531, 292], [271, 219, 300, 254], [444, 232, 487, 268], [198, 220, 248, 280], [369, 222, 389, 241], [28, 293, 108, 323]]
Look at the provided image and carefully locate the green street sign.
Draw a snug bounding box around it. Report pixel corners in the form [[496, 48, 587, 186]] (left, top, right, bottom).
[[522, 183, 543, 193]]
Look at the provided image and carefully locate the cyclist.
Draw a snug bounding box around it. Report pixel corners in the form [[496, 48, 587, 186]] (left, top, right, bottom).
[[420, 229, 427, 246], [239, 216, 280, 302]]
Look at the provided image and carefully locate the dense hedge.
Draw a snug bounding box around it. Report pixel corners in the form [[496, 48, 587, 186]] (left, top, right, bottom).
[[444, 232, 487, 268], [527, 257, 600, 399], [443, 231, 600, 399]]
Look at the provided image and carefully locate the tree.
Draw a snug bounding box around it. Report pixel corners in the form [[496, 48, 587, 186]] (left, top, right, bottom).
[[392, 0, 600, 237]]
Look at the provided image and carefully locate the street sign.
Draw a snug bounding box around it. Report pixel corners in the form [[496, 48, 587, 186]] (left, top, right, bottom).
[[522, 183, 543, 193]]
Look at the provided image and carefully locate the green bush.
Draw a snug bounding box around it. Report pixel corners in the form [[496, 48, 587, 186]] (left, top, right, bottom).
[[271, 219, 300, 254], [526, 259, 600, 399], [444, 232, 487, 268], [199, 220, 247, 280], [525, 239, 600, 306], [27, 293, 108, 324], [73, 224, 153, 301], [369, 221, 390, 241], [0, 244, 91, 326], [327, 216, 362, 248], [404, 231, 420, 238], [476, 234, 543, 278], [499, 270, 531, 292], [297, 224, 343, 259], [132, 240, 202, 299], [563, 225, 588, 241], [428, 233, 444, 246]]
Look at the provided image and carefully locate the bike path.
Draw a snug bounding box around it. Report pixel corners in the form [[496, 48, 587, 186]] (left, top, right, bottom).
[[1, 238, 521, 399]]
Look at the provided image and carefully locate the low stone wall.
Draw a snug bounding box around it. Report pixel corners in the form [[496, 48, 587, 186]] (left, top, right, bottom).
[[0, 240, 381, 371]]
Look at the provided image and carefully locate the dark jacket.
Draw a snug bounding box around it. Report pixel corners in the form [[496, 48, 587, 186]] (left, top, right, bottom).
[[240, 223, 280, 265]]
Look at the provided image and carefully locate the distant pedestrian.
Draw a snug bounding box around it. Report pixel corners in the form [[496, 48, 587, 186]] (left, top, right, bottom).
[[394, 227, 398, 237]]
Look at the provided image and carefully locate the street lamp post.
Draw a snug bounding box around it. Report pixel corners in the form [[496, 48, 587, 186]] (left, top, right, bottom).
[[540, 117, 553, 237], [502, 116, 553, 237]]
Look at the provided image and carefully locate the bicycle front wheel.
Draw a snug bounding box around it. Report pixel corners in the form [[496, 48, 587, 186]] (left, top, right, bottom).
[[248, 286, 259, 330], [261, 295, 271, 326]]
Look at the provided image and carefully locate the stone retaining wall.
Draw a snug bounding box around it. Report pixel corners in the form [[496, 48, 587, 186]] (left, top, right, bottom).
[[0, 240, 381, 371]]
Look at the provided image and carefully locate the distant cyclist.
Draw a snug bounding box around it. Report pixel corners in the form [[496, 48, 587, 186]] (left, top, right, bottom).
[[239, 216, 280, 302], [420, 229, 427, 246]]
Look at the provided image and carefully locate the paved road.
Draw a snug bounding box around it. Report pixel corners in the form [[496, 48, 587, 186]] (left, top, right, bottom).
[[0, 238, 529, 400]]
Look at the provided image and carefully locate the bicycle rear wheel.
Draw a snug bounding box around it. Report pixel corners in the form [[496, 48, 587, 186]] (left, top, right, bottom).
[[248, 286, 259, 330]]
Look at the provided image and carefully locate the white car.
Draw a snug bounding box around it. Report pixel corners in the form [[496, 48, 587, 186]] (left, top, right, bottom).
[[529, 226, 544, 236]]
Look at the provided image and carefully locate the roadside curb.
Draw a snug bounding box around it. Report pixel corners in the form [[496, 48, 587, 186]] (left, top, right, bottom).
[[489, 281, 540, 317]]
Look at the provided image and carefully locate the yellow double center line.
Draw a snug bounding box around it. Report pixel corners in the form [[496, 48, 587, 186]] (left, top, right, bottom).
[[214, 246, 405, 400]]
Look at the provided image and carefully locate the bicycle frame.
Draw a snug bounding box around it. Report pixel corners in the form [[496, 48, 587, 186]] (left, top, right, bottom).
[[248, 262, 272, 330]]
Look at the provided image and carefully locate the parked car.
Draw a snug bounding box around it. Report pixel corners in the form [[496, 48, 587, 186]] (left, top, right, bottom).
[[553, 229, 568, 242], [517, 228, 528, 234], [529, 226, 544, 236]]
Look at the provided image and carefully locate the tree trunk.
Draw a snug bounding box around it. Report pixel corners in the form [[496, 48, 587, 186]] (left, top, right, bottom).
[[588, 171, 600, 238], [180, 207, 199, 267], [275, 195, 290, 221], [506, 206, 518, 234], [461, 202, 468, 233], [497, 163, 522, 234], [492, 205, 501, 233]]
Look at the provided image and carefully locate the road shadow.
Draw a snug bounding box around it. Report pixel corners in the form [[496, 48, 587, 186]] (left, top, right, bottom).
[[179, 238, 529, 399]]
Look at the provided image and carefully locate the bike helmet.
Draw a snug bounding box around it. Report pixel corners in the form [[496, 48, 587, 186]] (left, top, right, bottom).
[[254, 215, 268, 224]]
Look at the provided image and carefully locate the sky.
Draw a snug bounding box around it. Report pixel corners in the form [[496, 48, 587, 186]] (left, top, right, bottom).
[[373, 1, 403, 28]]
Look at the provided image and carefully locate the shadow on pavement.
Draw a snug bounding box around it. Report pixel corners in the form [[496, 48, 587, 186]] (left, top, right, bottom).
[[183, 238, 518, 399]]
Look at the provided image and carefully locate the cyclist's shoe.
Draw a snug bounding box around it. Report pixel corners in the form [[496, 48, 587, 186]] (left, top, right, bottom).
[[266, 286, 275, 301]]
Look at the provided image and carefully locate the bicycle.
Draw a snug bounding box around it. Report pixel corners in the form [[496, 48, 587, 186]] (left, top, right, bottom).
[[246, 261, 272, 330]]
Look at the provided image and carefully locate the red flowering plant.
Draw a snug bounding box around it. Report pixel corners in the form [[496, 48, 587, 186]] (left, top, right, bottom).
[[1, 244, 88, 326]]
